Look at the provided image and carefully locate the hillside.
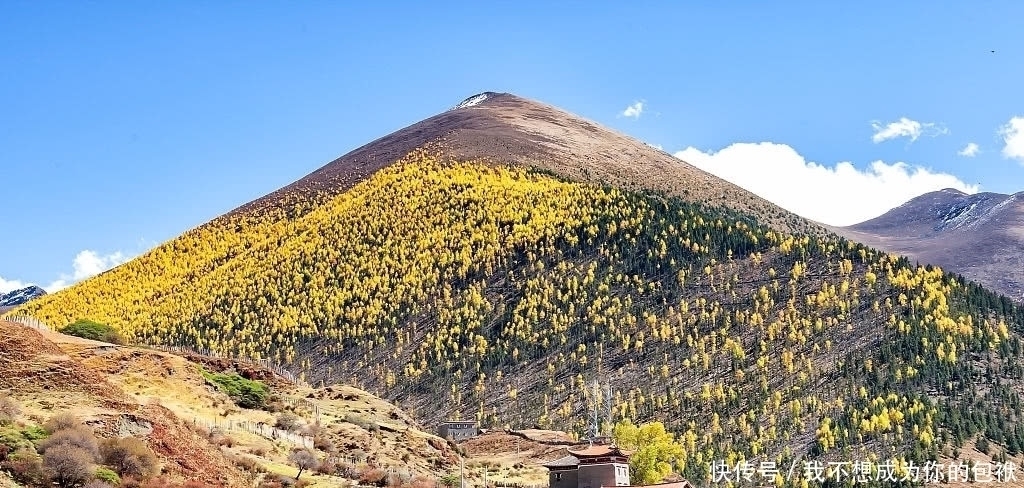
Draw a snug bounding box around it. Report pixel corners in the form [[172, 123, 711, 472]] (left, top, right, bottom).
[[836, 188, 1024, 302], [0, 319, 461, 487], [7, 93, 1024, 486]]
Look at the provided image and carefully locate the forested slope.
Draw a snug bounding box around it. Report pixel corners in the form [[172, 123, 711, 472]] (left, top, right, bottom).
[[11, 150, 1024, 486]]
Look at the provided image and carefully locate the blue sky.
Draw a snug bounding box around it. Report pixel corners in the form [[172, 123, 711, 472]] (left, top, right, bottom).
[[1, 2, 1022, 292]]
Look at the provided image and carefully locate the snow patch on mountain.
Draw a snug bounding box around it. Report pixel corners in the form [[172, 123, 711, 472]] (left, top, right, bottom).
[[452, 93, 492, 110], [0, 285, 47, 308]]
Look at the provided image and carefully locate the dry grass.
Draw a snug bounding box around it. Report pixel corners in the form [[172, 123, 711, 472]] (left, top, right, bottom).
[[0, 319, 475, 486]]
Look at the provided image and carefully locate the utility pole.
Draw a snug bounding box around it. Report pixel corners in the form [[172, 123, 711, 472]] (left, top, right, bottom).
[[460, 453, 465, 488], [604, 382, 612, 437]]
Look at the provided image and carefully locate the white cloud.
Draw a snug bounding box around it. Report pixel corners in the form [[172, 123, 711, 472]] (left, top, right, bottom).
[[871, 117, 948, 143], [958, 142, 980, 157], [673, 142, 979, 226], [621, 101, 644, 119], [0, 276, 29, 294], [44, 250, 131, 292], [1, 249, 134, 295], [999, 116, 1024, 163], [645, 142, 663, 151]]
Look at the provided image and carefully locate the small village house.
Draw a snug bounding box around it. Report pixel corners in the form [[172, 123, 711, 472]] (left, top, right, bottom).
[[543, 437, 692, 488], [438, 420, 478, 440]]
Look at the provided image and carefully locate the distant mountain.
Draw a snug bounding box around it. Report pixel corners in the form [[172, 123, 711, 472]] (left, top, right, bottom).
[[835, 188, 1024, 302], [0, 284, 46, 311]]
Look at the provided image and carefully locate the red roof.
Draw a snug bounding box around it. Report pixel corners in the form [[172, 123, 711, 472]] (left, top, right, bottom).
[[566, 445, 632, 457]]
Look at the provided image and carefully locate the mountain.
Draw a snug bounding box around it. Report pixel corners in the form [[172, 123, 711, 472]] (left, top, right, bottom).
[[0, 285, 46, 311], [8, 92, 1024, 486], [230, 92, 820, 235], [835, 188, 1024, 302]]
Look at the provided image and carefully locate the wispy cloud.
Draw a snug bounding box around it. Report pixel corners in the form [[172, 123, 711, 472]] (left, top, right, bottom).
[[871, 117, 948, 143], [674, 142, 978, 226], [957, 142, 980, 157], [999, 116, 1024, 164], [621, 101, 644, 119]]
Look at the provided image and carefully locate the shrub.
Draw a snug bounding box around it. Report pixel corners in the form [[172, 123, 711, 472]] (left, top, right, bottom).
[[275, 412, 303, 433], [2, 448, 45, 485], [61, 319, 125, 345], [313, 434, 335, 453], [211, 433, 235, 448], [101, 437, 160, 479], [38, 426, 101, 461], [21, 424, 48, 442], [0, 426, 28, 453], [223, 450, 264, 474], [43, 443, 94, 488], [317, 458, 355, 477], [440, 473, 459, 487], [199, 367, 269, 409], [359, 467, 387, 487], [0, 394, 19, 425], [342, 413, 375, 431], [977, 435, 991, 454], [351, 449, 368, 463], [94, 466, 121, 484], [386, 469, 411, 487], [409, 476, 436, 488], [44, 412, 84, 434]]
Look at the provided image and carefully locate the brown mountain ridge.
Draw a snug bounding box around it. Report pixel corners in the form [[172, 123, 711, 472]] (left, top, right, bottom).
[[231, 91, 822, 235], [834, 188, 1024, 302]]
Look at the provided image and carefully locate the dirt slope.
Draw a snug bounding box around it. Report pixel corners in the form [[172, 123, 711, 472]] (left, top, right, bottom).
[[0, 320, 253, 486]]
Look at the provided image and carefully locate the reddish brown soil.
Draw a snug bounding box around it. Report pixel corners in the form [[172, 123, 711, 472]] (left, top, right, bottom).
[[0, 321, 252, 487]]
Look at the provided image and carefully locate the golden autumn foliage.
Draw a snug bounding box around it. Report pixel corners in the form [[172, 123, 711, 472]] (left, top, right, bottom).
[[9, 149, 1024, 486]]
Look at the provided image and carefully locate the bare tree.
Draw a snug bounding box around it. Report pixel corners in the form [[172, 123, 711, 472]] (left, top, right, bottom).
[[288, 448, 319, 480], [42, 444, 93, 488]]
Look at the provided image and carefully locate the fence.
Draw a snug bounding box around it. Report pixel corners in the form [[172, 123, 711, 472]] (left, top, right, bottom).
[[191, 416, 313, 449], [151, 344, 321, 423], [2, 314, 53, 331], [151, 344, 310, 390]]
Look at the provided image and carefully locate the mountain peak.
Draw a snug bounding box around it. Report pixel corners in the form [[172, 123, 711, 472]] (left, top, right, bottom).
[[226, 92, 820, 236], [0, 284, 47, 309], [451, 91, 508, 110]]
